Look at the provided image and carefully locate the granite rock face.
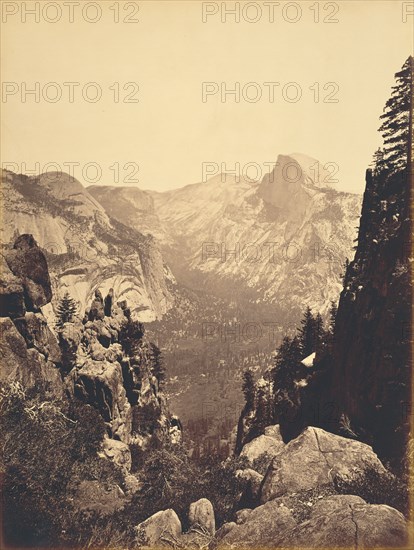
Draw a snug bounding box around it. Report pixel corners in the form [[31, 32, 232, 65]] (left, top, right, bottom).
[[0, 235, 63, 397], [260, 427, 387, 503]]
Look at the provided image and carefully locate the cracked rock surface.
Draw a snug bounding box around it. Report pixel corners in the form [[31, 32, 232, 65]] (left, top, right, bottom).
[[260, 427, 387, 503]]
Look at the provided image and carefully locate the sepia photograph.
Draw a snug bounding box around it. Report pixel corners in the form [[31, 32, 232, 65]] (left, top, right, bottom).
[[0, 1, 413, 548]]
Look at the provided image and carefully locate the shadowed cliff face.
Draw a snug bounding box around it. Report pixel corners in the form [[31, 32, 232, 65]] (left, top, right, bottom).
[[328, 168, 412, 462]]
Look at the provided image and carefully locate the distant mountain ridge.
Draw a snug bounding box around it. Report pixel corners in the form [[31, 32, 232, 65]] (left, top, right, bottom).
[[89, 153, 361, 318]]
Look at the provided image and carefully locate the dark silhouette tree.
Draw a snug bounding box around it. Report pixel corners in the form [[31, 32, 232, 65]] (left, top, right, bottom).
[[242, 369, 255, 410], [56, 292, 77, 329], [298, 306, 316, 357], [314, 312, 326, 353], [150, 343, 166, 388], [119, 319, 145, 357], [378, 56, 413, 174]]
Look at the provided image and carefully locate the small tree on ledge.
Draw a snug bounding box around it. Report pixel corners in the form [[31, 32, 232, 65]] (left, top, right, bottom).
[[56, 292, 77, 329]]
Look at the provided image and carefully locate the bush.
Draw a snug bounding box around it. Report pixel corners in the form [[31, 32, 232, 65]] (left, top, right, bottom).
[[333, 466, 409, 517], [0, 382, 122, 547]]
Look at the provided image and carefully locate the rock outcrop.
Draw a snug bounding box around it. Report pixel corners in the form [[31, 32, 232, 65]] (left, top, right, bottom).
[[212, 495, 407, 548], [260, 427, 387, 503], [281, 495, 407, 548], [63, 293, 179, 447], [0, 235, 63, 397]]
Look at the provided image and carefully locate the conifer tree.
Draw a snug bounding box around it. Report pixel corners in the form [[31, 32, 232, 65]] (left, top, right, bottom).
[[242, 369, 255, 410], [56, 292, 77, 329], [150, 343, 166, 388], [378, 56, 413, 174], [255, 385, 270, 432], [328, 300, 338, 335], [298, 306, 316, 357], [314, 312, 326, 353]]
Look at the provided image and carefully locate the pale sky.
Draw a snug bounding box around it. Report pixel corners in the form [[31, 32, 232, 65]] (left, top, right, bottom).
[[1, 0, 413, 194]]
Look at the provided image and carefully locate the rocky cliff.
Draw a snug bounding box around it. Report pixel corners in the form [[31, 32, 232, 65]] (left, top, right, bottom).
[[1, 169, 173, 322], [0, 234, 179, 451], [1, 235, 63, 392], [328, 167, 412, 462]]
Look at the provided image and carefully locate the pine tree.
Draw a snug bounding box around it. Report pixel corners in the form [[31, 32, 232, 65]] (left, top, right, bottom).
[[56, 292, 77, 329], [242, 369, 255, 410], [379, 56, 413, 174], [314, 312, 326, 353], [255, 385, 270, 432], [150, 343, 166, 388], [328, 301, 337, 335], [298, 306, 316, 357], [272, 335, 302, 394], [371, 147, 388, 175], [341, 258, 350, 285], [119, 318, 145, 357]]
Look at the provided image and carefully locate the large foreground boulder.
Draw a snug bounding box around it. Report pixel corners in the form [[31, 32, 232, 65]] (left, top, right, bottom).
[[135, 509, 182, 547], [260, 427, 387, 503], [211, 495, 407, 548], [210, 499, 297, 548], [282, 495, 407, 548], [189, 498, 215, 535]]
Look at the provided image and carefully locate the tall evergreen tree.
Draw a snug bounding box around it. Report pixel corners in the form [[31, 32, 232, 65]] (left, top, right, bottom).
[[255, 385, 270, 432], [242, 369, 255, 410], [328, 300, 338, 334], [314, 312, 326, 353], [378, 56, 413, 174], [150, 343, 166, 388], [55, 292, 77, 329], [298, 306, 316, 357]]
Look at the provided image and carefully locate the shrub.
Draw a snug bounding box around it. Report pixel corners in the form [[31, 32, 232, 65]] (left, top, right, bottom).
[[333, 466, 409, 517], [0, 383, 122, 547]]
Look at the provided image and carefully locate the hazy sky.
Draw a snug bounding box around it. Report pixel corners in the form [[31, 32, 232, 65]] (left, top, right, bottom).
[[1, 0, 413, 194]]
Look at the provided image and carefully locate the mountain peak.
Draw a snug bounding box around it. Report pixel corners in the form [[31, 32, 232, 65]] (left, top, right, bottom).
[[258, 153, 337, 213]]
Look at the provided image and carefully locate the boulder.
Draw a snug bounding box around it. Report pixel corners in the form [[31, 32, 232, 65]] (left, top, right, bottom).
[[210, 499, 297, 548], [189, 498, 215, 535], [100, 437, 132, 471], [0, 257, 25, 317], [4, 234, 52, 310], [240, 424, 284, 470], [260, 427, 387, 503], [211, 494, 407, 548], [135, 509, 182, 547], [280, 495, 408, 548]]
